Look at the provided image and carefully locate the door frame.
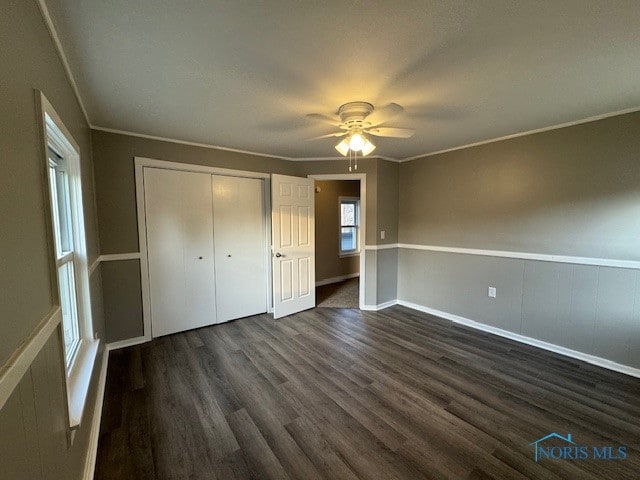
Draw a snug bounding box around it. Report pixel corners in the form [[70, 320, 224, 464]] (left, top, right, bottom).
[[134, 157, 272, 340], [307, 173, 366, 309]]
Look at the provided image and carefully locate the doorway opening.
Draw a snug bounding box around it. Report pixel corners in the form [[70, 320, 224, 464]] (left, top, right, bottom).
[[309, 174, 366, 309]]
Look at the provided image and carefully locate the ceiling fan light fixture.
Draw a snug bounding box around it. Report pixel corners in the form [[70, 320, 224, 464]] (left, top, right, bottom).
[[307, 101, 410, 164]]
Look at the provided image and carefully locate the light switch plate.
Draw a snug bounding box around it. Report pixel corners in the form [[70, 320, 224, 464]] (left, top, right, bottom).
[[380, 230, 386, 240], [488, 286, 497, 298]]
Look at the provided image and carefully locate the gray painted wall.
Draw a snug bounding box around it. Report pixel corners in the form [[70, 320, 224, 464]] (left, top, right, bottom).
[[1, 0, 101, 365], [399, 111, 640, 260], [398, 111, 640, 370], [376, 160, 399, 245], [397, 249, 640, 368], [1, 1, 104, 479], [376, 248, 398, 305], [364, 250, 378, 307], [101, 260, 144, 342]]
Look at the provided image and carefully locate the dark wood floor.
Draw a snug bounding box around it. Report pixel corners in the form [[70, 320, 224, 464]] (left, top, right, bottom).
[[95, 306, 640, 479]]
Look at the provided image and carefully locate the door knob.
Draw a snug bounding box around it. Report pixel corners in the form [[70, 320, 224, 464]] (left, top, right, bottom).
[[198, 256, 203, 259], [227, 254, 232, 258], [275, 252, 283, 258]]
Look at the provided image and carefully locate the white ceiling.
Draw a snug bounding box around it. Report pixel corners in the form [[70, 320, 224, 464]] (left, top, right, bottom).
[[45, 0, 640, 160]]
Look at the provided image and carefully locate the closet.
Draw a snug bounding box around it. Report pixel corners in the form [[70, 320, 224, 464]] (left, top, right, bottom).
[[143, 167, 267, 337]]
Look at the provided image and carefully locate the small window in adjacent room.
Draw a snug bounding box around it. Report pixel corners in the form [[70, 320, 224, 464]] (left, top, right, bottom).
[[40, 92, 98, 431], [339, 197, 360, 256]]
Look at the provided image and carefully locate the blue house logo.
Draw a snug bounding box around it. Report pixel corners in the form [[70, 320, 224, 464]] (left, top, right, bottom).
[[529, 433, 628, 462], [529, 433, 576, 462]]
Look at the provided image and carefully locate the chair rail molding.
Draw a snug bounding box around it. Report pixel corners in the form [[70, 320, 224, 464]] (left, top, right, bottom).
[[370, 243, 640, 270]]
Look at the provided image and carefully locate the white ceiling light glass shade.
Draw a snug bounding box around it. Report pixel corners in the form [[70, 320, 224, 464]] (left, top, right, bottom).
[[335, 138, 350, 156], [335, 133, 376, 156], [348, 132, 366, 151], [361, 138, 376, 155]]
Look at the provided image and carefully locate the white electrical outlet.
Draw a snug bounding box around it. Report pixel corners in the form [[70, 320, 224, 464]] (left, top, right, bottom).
[[380, 230, 386, 240], [488, 286, 497, 298]]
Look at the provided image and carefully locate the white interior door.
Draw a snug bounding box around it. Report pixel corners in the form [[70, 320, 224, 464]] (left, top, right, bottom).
[[144, 167, 217, 337], [212, 175, 267, 322], [271, 174, 315, 318]]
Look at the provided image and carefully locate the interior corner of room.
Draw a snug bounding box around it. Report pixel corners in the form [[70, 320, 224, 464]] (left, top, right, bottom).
[[2, 1, 640, 479]]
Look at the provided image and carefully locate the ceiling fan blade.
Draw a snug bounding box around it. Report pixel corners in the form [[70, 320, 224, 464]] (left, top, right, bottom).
[[306, 113, 343, 127], [307, 131, 348, 140], [367, 127, 415, 138], [366, 103, 404, 126]]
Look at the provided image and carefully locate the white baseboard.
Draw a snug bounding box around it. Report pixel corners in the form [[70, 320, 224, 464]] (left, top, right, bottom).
[[397, 300, 640, 379], [82, 347, 109, 480], [315, 273, 359, 287], [361, 300, 398, 311], [106, 335, 150, 351]]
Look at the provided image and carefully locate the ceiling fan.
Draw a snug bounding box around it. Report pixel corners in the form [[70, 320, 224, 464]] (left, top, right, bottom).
[[306, 101, 415, 160]]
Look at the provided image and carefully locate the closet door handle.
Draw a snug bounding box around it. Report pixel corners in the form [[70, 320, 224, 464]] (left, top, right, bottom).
[[275, 252, 283, 258]]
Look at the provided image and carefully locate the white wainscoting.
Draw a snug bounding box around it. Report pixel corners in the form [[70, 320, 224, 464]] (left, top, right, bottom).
[[0, 307, 62, 409]]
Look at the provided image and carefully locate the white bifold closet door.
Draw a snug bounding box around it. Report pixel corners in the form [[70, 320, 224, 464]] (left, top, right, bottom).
[[144, 168, 267, 338], [212, 175, 267, 322], [145, 168, 218, 337]]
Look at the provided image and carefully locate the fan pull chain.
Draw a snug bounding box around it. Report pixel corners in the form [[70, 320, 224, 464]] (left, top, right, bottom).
[[355, 150, 358, 170], [349, 149, 352, 172]]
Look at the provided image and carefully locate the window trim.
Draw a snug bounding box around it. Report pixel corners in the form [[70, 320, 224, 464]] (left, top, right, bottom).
[[39, 92, 97, 432], [339, 196, 360, 256]]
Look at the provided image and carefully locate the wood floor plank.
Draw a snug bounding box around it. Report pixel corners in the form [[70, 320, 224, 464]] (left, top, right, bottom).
[[283, 416, 361, 480], [227, 408, 290, 480], [95, 306, 640, 479]]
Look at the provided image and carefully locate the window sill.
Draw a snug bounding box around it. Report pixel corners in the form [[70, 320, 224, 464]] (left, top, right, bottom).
[[66, 338, 99, 430], [339, 251, 361, 258]]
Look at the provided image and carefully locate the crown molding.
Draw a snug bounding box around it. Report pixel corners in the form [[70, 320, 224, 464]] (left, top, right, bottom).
[[91, 126, 293, 161], [373, 155, 400, 162], [94, 104, 640, 164], [399, 105, 640, 162], [91, 126, 402, 162], [36, 0, 91, 126]]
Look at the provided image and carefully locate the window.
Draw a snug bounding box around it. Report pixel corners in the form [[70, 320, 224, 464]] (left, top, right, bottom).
[[48, 147, 81, 368], [339, 197, 360, 255], [41, 92, 97, 430]]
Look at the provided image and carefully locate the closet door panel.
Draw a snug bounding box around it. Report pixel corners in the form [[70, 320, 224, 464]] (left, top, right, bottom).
[[212, 175, 267, 321], [144, 168, 217, 337]]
